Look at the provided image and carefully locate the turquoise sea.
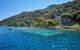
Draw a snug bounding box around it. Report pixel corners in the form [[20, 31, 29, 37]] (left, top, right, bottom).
[[0, 26, 80, 50]]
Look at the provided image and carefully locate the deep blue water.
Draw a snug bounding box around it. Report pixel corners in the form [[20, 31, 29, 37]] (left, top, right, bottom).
[[0, 26, 80, 50]]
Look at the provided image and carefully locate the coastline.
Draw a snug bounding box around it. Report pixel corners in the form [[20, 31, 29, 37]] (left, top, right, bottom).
[[55, 26, 80, 32], [0, 25, 80, 32]]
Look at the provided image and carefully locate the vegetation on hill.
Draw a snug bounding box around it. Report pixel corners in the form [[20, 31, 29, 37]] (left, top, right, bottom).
[[0, 0, 80, 28]]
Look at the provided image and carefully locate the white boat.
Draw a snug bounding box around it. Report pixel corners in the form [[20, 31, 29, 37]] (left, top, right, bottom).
[[9, 27, 14, 30]]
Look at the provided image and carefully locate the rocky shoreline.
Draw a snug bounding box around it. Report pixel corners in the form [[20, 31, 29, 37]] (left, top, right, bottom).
[[55, 26, 80, 32]]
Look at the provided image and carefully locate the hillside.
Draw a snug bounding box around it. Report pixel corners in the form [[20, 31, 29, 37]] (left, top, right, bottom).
[[0, 0, 80, 28]]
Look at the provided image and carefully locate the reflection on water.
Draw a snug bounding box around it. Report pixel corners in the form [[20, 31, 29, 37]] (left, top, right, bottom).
[[0, 26, 80, 50]]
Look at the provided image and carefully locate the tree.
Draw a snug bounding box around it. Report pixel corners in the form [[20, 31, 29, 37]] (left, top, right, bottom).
[[47, 19, 60, 27], [72, 10, 80, 17], [72, 10, 80, 23], [32, 22, 38, 26], [61, 13, 73, 18], [74, 0, 80, 2]]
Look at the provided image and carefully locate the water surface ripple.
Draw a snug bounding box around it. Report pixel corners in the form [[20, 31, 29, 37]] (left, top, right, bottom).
[[0, 26, 80, 50]]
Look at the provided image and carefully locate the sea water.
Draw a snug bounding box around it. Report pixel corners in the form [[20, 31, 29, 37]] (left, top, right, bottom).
[[0, 26, 80, 50]]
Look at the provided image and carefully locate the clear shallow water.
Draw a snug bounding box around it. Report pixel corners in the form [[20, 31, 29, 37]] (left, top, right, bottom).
[[0, 26, 80, 50], [18, 27, 65, 36]]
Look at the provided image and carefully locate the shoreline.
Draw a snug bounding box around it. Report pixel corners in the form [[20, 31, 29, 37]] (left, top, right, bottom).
[[55, 26, 80, 32], [0, 25, 80, 32]]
